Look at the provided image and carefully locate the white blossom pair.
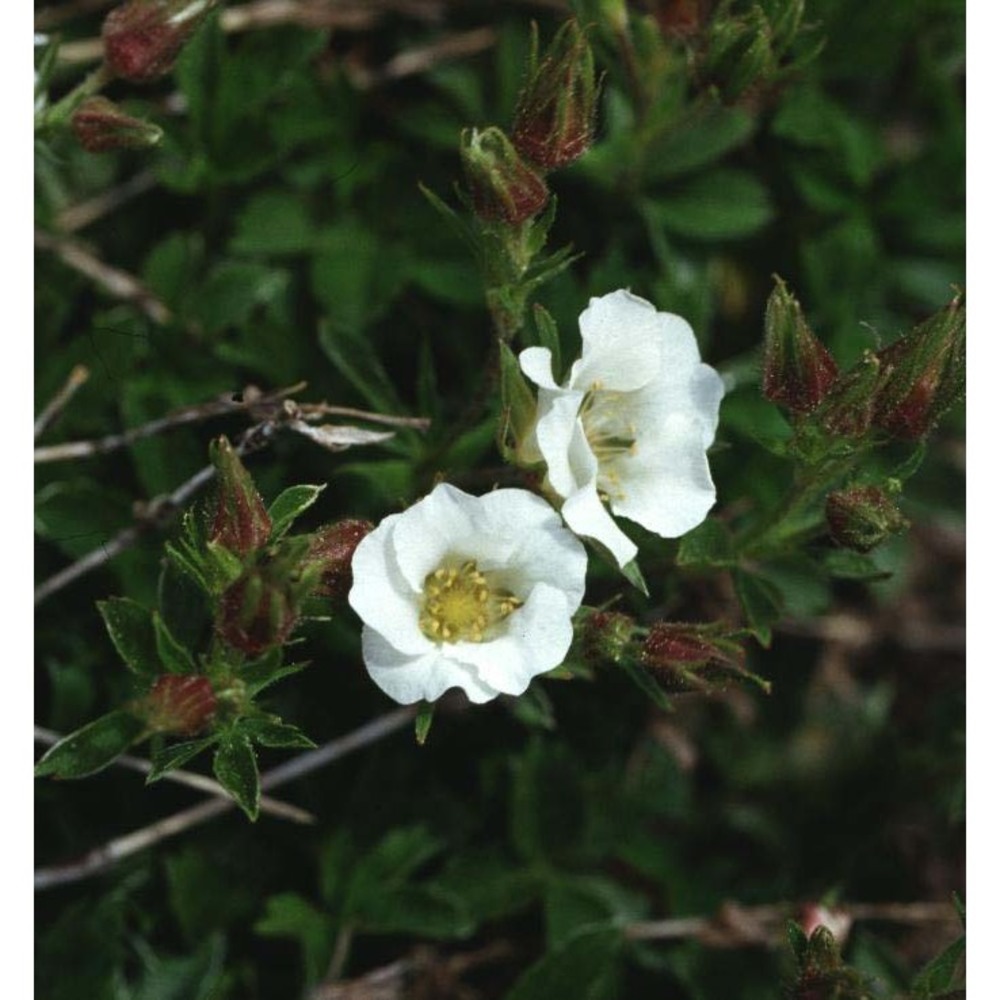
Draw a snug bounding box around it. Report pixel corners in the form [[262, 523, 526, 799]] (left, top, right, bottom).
[[349, 290, 723, 705]]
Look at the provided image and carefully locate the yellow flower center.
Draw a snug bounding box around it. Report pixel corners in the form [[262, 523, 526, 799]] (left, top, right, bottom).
[[419, 560, 522, 643], [580, 385, 637, 502]]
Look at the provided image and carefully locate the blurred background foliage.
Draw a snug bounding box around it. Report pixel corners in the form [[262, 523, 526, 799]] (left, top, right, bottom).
[[35, 0, 964, 996]]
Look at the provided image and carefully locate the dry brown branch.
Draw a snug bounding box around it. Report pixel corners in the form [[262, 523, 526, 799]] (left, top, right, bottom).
[[34, 0, 116, 30], [34, 364, 90, 440], [34, 726, 316, 824], [35, 706, 418, 891], [55, 169, 159, 234], [35, 228, 172, 325]]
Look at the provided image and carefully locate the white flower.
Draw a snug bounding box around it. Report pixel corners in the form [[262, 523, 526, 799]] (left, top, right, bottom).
[[348, 483, 588, 705], [519, 289, 725, 568]]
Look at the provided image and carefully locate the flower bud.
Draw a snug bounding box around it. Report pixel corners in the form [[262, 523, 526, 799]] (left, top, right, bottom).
[[762, 277, 839, 415], [581, 610, 637, 664], [872, 292, 966, 440], [512, 19, 599, 170], [217, 565, 299, 657], [71, 96, 163, 153], [143, 675, 217, 735], [102, 0, 218, 83], [649, 0, 707, 38], [208, 436, 271, 557], [825, 486, 908, 553], [642, 622, 745, 670], [815, 350, 883, 438], [306, 519, 374, 601], [461, 127, 550, 225]]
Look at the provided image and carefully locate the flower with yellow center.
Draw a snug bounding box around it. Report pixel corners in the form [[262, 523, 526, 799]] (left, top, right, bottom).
[[520, 289, 725, 568], [348, 484, 587, 705]]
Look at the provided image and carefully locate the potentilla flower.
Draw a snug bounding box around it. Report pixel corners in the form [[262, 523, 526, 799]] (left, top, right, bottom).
[[348, 484, 587, 705], [519, 289, 724, 567]]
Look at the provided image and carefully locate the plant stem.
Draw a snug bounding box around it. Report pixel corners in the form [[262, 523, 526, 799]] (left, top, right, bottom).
[[36, 62, 114, 133]]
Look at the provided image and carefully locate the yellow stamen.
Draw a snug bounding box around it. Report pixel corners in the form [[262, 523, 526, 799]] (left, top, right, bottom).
[[419, 559, 523, 644]]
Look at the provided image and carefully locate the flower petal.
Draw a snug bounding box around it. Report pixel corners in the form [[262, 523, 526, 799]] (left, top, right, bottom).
[[533, 389, 586, 499], [348, 518, 430, 655], [570, 290, 667, 392], [361, 627, 500, 704], [609, 412, 717, 538], [449, 583, 575, 695], [562, 481, 638, 567], [519, 345, 559, 390]]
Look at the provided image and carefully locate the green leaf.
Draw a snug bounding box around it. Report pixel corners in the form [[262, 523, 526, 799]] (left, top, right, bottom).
[[229, 191, 317, 256], [154, 612, 196, 674], [507, 682, 556, 731], [911, 934, 965, 996], [415, 701, 435, 745], [531, 303, 562, 379], [646, 104, 756, 183], [255, 893, 336, 987], [499, 341, 538, 456], [787, 920, 810, 966], [544, 875, 646, 949], [643, 169, 773, 241], [822, 550, 893, 582], [617, 657, 672, 711], [267, 484, 325, 541], [241, 653, 310, 697], [317, 318, 401, 415], [193, 261, 289, 334], [504, 927, 622, 1000], [148, 736, 220, 782], [239, 718, 317, 749], [732, 570, 783, 647], [97, 597, 160, 677], [676, 519, 737, 568], [35, 710, 146, 779], [213, 731, 260, 820], [620, 558, 650, 596], [890, 441, 927, 483], [356, 884, 473, 939]]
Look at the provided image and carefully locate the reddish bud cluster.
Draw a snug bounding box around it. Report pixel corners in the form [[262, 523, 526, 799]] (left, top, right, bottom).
[[825, 486, 908, 553], [103, 0, 217, 83], [581, 610, 636, 664], [144, 675, 217, 735], [208, 437, 271, 557], [461, 127, 550, 225], [217, 567, 298, 657], [307, 519, 374, 601], [71, 96, 163, 153], [512, 19, 598, 170]]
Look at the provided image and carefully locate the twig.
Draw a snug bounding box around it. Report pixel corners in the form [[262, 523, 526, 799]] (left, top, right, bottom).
[[34, 383, 303, 463], [34, 364, 90, 440], [35, 228, 172, 326], [34, 421, 274, 605], [625, 900, 959, 945], [55, 168, 159, 234], [35, 706, 417, 891], [35, 0, 116, 30], [34, 727, 315, 824]]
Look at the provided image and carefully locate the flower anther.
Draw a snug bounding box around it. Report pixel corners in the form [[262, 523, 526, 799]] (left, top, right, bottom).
[[519, 289, 725, 567]]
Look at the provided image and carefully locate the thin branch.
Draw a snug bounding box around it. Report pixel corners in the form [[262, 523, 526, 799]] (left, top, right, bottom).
[[34, 364, 90, 440], [34, 383, 304, 464], [55, 168, 159, 234], [35, 228, 172, 326], [625, 900, 959, 946], [34, 727, 316, 824], [35, 0, 116, 31], [35, 421, 274, 605], [35, 706, 417, 891]]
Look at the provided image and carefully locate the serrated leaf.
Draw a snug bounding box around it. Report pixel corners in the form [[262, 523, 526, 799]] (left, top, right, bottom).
[[822, 550, 892, 581], [240, 718, 316, 749], [213, 732, 260, 820], [255, 893, 336, 986], [98, 597, 160, 677], [147, 735, 220, 782], [154, 612, 196, 674], [504, 927, 622, 1000], [267, 484, 325, 541], [732, 570, 783, 646], [35, 710, 146, 779], [415, 701, 435, 745], [676, 519, 737, 568]]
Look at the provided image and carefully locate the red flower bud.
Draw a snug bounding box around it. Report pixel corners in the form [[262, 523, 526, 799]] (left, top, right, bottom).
[[217, 566, 299, 657], [825, 486, 908, 553], [461, 127, 550, 225], [144, 675, 217, 735], [512, 19, 599, 170], [815, 350, 883, 438], [208, 436, 271, 557], [71, 96, 163, 152], [872, 292, 965, 441], [640, 623, 755, 694], [581, 610, 637, 664], [307, 519, 374, 601], [762, 276, 839, 415], [102, 0, 218, 83]]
